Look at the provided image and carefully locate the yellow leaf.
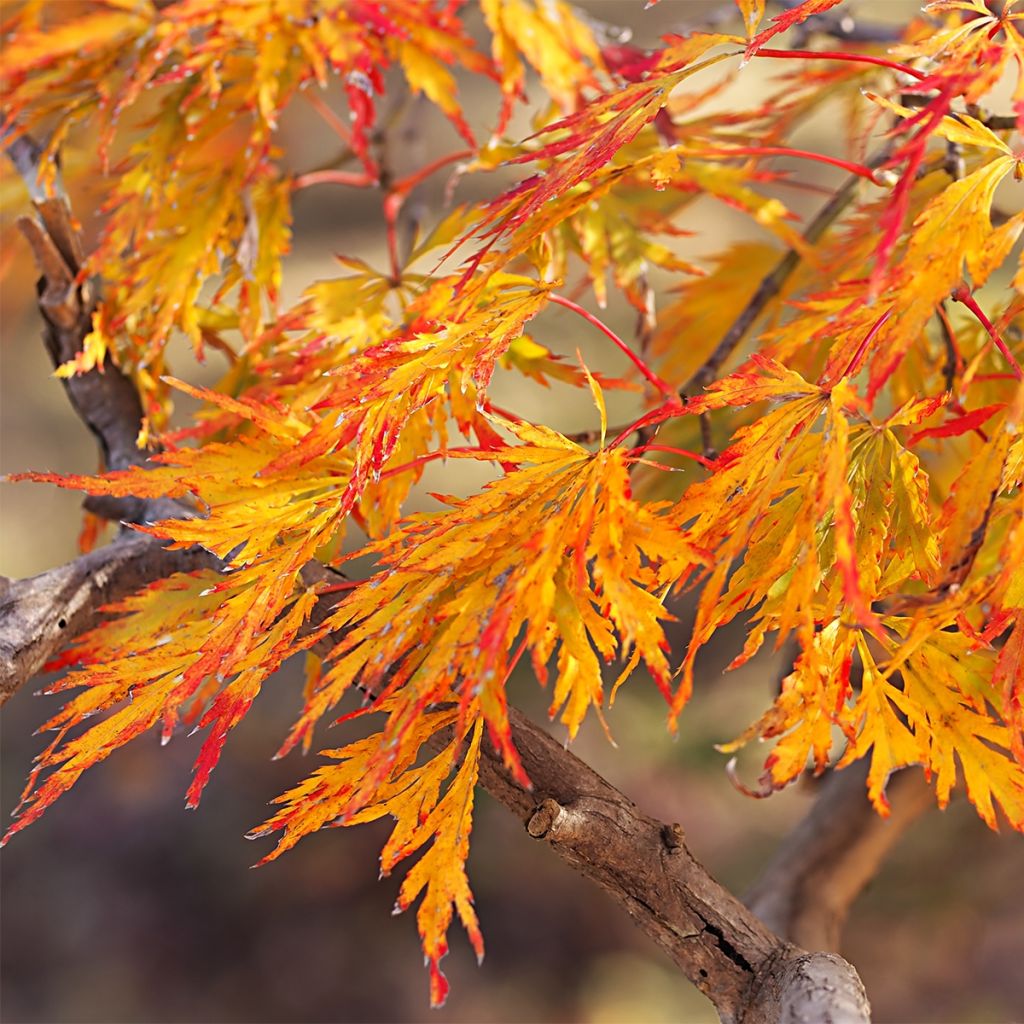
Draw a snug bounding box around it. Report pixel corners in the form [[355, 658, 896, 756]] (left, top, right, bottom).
[[284, 428, 704, 767], [3, 563, 320, 845], [480, 0, 605, 117], [734, 0, 766, 36], [255, 705, 483, 1007], [578, 353, 607, 446]]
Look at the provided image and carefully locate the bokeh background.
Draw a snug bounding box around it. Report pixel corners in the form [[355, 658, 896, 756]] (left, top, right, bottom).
[[3, 2, 1023, 1022]]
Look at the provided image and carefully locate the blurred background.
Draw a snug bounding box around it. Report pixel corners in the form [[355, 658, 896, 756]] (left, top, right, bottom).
[[2, 2, 1023, 1022]]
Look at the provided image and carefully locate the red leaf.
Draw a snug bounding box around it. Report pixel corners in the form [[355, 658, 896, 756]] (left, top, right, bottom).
[[744, 0, 845, 61], [906, 403, 1004, 446]]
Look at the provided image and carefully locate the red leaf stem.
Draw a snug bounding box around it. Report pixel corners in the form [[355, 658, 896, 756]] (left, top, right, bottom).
[[689, 145, 882, 183], [376, 446, 504, 483], [839, 306, 895, 381], [293, 169, 377, 190], [607, 401, 687, 449], [628, 443, 715, 468], [549, 294, 677, 398], [392, 149, 472, 198], [951, 285, 1023, 380], [303, 89, 356, 147], [754, 48, 926, 82]]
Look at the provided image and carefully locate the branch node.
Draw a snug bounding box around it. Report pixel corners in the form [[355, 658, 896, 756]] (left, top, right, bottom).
[[526, 797, 564, 839], [661, 822, 685, 851]]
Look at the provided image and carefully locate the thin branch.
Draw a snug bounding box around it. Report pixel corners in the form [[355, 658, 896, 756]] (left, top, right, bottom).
[[936, 300, 960, 393], [898, 98, 1020, 133], [746, 760, 934, 952], [981, 113, 1017, 131], [679, 147, 892, 399], [699, 411, 716, 460]]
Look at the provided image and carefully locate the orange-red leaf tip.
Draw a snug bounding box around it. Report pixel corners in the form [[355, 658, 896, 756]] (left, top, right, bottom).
[[428, 958, 450, 1008]]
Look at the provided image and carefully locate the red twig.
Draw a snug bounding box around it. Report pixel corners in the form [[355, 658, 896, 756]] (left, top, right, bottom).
[[549, 293, 677, 399], [951, 285, 1023, 380], [317, 579, 364, 595], [629, 443, 715, 468], [380, 149, 471, 283], [293, 169, 376, 190], [376, 445, 502, 483], [504, 635, 529, 682], [383, 191, 403, 284], [392, 149, 472, 198], [689, 145, 882, 183], [479, 400, 528, 424], [972, 373, 1019, 383], [304, 89, 355, 146], [754, 48, 926, 82], [607, 401, 687, 449]]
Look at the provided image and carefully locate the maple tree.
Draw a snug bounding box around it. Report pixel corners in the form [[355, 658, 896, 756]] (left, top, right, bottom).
[[1, 0, 1023, 1020]]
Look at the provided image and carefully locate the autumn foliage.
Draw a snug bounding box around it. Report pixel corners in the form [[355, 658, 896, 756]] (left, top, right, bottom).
[[2, 0, 1024, 1007]]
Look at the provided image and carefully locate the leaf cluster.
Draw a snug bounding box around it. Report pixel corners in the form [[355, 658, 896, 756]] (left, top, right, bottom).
[[3, 0, 1023, 1003]]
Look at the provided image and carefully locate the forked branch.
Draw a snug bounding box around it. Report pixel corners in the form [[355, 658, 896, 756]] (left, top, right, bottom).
[[746, 761, 934, 952]]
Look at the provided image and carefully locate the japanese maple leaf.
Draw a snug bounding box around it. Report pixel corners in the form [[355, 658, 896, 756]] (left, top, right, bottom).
[[281, 415, 706, 777]]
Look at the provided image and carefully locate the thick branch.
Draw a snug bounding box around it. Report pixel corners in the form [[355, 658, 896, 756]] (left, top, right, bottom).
[[478, 710, 869, 1024], [0, 538, 217, 702], [771, 953, 872, 1024], [746, 760, 934, 952], [480, 711, 781, 1020]]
